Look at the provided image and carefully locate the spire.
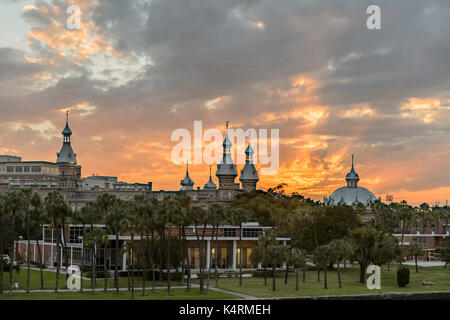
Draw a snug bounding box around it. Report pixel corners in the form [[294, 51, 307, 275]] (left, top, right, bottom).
[[240, 135, 259, 190], [204, 165, 217, 190], [62, 110, 72, 143], [221, 120, 233, 164], [346, 153, 359, 188], [180, 162, 194, 190], [57, 110, 77, 164], [245, 135, 255, 164]]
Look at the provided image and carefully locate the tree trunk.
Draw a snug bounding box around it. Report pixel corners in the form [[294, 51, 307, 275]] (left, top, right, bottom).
[[0, 240, 4, 294], [9, 212, 16, 295], [284, 266, 288, 284], [181, 226, 191, 291], [115, 233, 119, 294], [151, 231, 156, 293], [239, 223, 243, 286], [80, 224, 85, 293], [91, 245, 96, 295], [295, 268, 299, 291], [166, 228, 172, 296], [359, 264, 366, 283], [317, 270, 320, 282], [415, 257, 418, 273], [272, 265, 276, 291], [207, 225, 214, 290], [302, 264, 306, 284], [264, 264, 267, 286], [104, 250, 108, 292], [131, 236, 135, 299], [26, 216, 31, 293], [215, 224, 219, 287], [55, 228, 61, 293], [324, 267, 328, 289], [179, 226, 185, 287], [141, 235, 146, 297], [337, 260, 342, 288], [62, 222, 69, 279], [36, 236, 44, 290]]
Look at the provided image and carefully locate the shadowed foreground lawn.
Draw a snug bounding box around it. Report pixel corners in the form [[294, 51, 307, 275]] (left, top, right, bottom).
[[1, 269, 182, 291], [213, 265, 450, 298], [0, 288, 236, 300]]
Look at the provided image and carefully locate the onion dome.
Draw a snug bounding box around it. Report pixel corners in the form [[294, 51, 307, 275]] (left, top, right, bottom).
[[204, 166, 217, 190], [57, 111, 77, 164], [180, 163, 194, 190]]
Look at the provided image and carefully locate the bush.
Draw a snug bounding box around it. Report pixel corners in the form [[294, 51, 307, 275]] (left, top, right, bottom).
[[397, 266, 410, 287]]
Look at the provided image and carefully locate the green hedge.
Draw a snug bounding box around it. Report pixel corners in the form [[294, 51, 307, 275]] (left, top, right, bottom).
[[397, 266, 410, 287]]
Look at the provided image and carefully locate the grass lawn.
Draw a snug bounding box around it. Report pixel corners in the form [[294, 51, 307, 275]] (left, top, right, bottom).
[[213, 265, 450, 298], [0, 268, 182, 291], [0, 288, 236, 300]]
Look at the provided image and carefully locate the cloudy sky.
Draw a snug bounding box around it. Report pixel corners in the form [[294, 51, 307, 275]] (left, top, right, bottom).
[[1, 0, 450, 205]]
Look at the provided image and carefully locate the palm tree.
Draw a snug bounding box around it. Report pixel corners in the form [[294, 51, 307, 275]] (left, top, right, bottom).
[[28, 194, 46, 290], [228, 207, 249, 286], [4, 190, 25, 295], [328, 239, 353, 288], [207, 203, 225, 288], [19, 189, 33, 294], [105, 199, 127, 294], [84, 227, 109, 295], [287, 248, 306, 291], [313, 245, 332, 289], [0, 194, 14, 295], [44, 191, 70, 293], [408, 243, 425, 273], [266, 244, 288, 291], [124, 203, 140, 299], [190, 206, 210, 294]]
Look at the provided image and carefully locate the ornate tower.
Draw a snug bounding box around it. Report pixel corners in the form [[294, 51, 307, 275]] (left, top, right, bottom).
[[345, 154, 359, 188], [203, 166, 217, 190], [239, 140, 259, 191], [57, 111, 81, 190], [216, 121, 238, 190], [180, 163, 194, 190]]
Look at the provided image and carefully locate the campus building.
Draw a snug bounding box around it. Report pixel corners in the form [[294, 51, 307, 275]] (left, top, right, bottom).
[[11, 113, 287, 271]]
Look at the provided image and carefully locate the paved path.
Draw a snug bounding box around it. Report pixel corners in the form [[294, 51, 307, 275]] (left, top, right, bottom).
[[207, 286, 258, 300]]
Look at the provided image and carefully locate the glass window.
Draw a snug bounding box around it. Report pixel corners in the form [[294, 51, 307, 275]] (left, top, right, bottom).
[[15, 166, 22, 173], [413, 237, 426, 245], [243, 228, 260, 238], [223, 228, 236, 237], [7, 166, 14, 173], [31, 166, 42, 173], [23, 166, 30, 172]]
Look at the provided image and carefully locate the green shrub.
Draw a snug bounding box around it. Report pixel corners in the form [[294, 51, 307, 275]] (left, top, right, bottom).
[[397, 266, 410, 287]]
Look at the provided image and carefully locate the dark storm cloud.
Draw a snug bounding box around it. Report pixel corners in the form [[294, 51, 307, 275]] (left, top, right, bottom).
[[1, 0, 450, 201]]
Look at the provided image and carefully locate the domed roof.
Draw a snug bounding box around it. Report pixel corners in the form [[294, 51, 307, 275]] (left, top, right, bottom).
[[329, 186, 376, 206], [327, 154, 376, 207]]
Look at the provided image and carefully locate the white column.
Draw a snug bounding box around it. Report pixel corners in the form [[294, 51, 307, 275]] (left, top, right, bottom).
[[122, 252, 127, 271], [70, 247, 73, 266], [258, 263, 262, 269], [33, 243, 36, 262], [232, 240, 237, 270], [206, 240, 211, 270], [282, 240, 287, 269]]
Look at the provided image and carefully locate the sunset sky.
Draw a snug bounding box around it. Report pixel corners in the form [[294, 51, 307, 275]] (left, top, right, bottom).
[[1, 0, 450, 206]]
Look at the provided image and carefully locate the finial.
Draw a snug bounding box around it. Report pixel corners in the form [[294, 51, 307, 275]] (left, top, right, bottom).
[[66, 110, 69, 124], [226, 120, 229, 129], [209, 165, 212, 177], [352, 154, 354, 168]]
